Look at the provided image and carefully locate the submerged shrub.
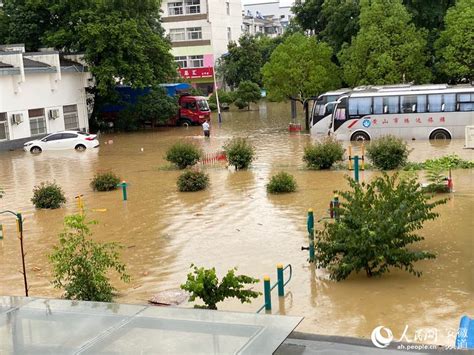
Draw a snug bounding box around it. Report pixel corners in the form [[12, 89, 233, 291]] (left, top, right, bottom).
[[366, 135, 409, 170], [166, 142, 202, 169], [90, 171, 121, 191], [177, 170, 209, 192], [267, 172, 297, 194], [31, 182, 66, 209], [303, 137, 344, 169], [223, 138, 255, 170]]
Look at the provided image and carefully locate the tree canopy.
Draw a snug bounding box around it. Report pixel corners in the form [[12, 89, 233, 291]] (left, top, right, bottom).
[[338, 0, 432, 86], [435, 0, 474, 82], [262, 33, 341, 104], [0, 0, 176, 102]]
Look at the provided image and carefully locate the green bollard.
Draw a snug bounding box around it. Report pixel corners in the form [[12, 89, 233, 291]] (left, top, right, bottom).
[[264, 275, 272, 311], [354, 155, 359, 183], [307, 209, 315, 262], [333, 195, 340, 221], [277, 264, 284, 297], [118, 181, 128, 201]]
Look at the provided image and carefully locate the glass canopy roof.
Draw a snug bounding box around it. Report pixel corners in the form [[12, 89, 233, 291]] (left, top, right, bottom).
[[0, 296, 302, 354]]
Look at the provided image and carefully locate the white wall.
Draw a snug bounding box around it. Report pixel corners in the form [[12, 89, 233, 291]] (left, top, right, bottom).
[[208, 0, 243, 59], [0, 72, 89, 140]]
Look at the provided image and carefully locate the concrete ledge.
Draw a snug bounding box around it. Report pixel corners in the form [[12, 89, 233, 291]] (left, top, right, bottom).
[[275, 332, 459, 354]]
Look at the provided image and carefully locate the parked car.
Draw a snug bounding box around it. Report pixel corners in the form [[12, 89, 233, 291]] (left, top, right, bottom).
[[23, 131, 99, 153]]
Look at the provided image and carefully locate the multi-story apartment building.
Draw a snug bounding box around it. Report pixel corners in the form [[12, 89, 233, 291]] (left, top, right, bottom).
[[161, 0, 243, 93], [243, 1, 293, 30]]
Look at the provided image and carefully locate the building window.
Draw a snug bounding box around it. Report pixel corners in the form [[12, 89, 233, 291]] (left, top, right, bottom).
[[187, 27, 202, 40], [28, 108, 46, 135], [170, 28, 186, 41], [185, 0, 200, 14], [168, 1, 184, 16], [0, 112, 9, 141], [175, 56, 187, 68], [226, 1, 230, 15], [188, 55, 204, 68], [63, 104, 79, 130], [227, 27, 232, 41]]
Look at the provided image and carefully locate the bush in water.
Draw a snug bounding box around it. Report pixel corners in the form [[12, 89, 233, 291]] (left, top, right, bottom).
[[166, 142, 202, 169], [31, 181, 66, 209]]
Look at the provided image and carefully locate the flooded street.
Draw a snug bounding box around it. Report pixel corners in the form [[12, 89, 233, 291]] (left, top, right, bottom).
[[0, 102, 473, 346]]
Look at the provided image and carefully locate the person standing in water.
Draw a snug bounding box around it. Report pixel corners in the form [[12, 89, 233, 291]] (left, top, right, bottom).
[[202, 118, 210, 138]]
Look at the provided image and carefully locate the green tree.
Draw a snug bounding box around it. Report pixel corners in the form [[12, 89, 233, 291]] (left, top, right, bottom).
[[135, 87, 179, 127], [320, 0, 360, 54], [338, 0, 431, 86], [0, 0, 51, 51], [291, 0, 326, 34], [262, 33, 341, 129], [0, 0, 176, 119], [49, 214, 130, 302], [435, 0, 474, 83], [315, 174, 446, 281], [235, 81, 261, 110], [181, 265, 260, 310]]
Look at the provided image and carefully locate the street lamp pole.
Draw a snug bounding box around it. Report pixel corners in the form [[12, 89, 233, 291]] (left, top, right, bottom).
[[212, 62, 222, 124], [0, 210, 28, 296]]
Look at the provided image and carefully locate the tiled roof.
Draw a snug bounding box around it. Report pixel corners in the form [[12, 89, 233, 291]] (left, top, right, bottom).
[[0, 61, 13, 68], [23, 57, 50, 68]]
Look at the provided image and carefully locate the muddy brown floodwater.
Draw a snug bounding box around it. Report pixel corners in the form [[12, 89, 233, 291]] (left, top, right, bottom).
[[0, 102, 472, 346]]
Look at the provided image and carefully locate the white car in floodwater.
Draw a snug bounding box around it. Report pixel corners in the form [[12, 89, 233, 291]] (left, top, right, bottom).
[[23, 131, 99, 153]]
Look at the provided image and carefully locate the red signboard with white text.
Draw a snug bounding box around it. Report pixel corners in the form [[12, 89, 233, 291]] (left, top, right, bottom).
[[179, 67, 214, 79]]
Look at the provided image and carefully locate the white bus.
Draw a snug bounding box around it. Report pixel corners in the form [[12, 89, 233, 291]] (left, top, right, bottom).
[[329, 84, 474, 141], [310, 84, 422, 136]]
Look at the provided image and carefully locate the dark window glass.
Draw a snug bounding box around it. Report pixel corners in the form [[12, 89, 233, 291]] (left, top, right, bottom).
[[61, 133, 78, 139], [400, 96, 417, 113], [44, 134, 62, 141]]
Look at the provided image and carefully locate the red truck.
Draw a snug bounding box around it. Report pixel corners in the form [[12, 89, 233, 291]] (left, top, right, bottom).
[[173, 94, 211, 126]]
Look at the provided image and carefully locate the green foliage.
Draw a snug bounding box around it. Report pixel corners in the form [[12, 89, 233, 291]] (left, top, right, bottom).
[[403, 154, 474, 171], [180, 264, 260, 310], [423, 164, 450, 193], [177, 170, 209, 192], [49, 214, 130, 302], [235, 81, 261, 110], [366, 135, 409, 170], [208, 102, 218, 111], [303, 138, 344, 170], [338, 0, 431, 86], [115, 108, 140, 132], [267, 172, 297, 194], [217, 34, 282, 88], [166, 142, 202, 169], [135, 87, 179, 127], [234, 98, 248, 110], [223, 138, 255, 170], [90, 171, 121, 192], [291, 0, 325, 34], [315, 173, 445, 280], [208, 89, 236, 106], [0, 0, 177, 117], [262, 33, 341, 105], [31, 182, 66, 209], [435, 0, 473, 82]]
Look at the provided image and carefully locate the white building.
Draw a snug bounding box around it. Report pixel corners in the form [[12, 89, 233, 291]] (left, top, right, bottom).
[[242, 11, 284, 37], [243, 1, 293, 29], [161, 0, 243, 93], [0, 44, 91, 149]]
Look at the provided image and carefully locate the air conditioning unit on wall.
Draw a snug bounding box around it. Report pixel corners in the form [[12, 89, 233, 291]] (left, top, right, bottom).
[[11, 113, 23, 125], [48, 109, 60, 120]]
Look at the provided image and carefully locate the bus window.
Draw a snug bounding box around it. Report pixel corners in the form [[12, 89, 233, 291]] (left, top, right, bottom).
[[373, 97, 383, 114], [458, 93, 474, 111], [443, 94, 456, 112], [417, 95, 427, 112], [384, 96, 399, 114], [401, 96, 417, 113], [349, 97, 371, 116], [428, 94, 442, 112]]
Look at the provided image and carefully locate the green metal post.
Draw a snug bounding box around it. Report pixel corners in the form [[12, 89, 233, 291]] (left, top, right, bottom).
[[333, 195, 340, 221], [307, 209, 315, 262], [354, 155, 360, 183], [120, 181, 128, 201], [264, 275, 271, 311], [17, 213, 28, 297], [277, 264, 284, 297]]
